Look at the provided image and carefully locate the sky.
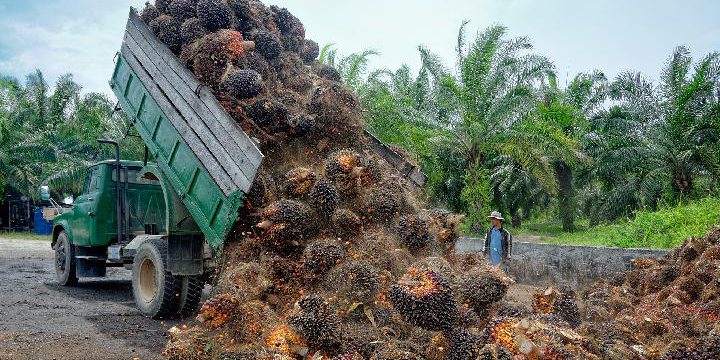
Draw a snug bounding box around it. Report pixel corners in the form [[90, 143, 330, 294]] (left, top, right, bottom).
[[0, 0, 718, 96]]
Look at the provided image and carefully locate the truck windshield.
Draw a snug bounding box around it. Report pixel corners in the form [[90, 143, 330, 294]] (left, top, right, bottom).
[[111, 167, 160, 185]]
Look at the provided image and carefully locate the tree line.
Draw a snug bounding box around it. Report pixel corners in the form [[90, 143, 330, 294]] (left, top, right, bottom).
[[322, 24, 720, 231], [0, 70, 143, 199]]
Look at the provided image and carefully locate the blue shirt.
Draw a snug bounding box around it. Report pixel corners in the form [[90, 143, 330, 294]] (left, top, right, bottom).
[[489, 227, 503, 266]]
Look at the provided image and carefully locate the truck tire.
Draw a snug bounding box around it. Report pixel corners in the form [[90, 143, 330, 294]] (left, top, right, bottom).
[[178, 276, 204, 317], [54, 231, 78, 286], [131, 239, 182, 319]]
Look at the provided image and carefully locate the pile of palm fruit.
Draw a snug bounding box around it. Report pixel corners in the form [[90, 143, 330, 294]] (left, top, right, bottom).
[[139, 1, 719, 359], [577, 227, 720, 359]]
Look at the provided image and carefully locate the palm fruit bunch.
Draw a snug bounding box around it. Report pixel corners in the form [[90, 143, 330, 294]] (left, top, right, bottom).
[[223, 68, 265, 99], [445, 329, 484, 360], [324, 149, 380, 193], [302, 239, 345, 275], [300, 39, 320, 64], [180, 17, 207, 44], [426, 208, 462, 254], [531, 287, 581, 327], [247, 30, 283, 60], [196, 0, 233, 31], [270, 5, 305, 52], [257, 199, 314, 252], [331, 209, 361, 239], [389, 268, 458, 332], [314, 64, 342, 82], [188, 30, 249, 87], [327, 261, 381, 304], [397, 214, 431, 252], [289, 295, 340, 350], [459, 265, 510, 314], [363, 180, 406, 222], [264, 324, 306, 358], [168, 0, 196, 21], [308, 179, 339, 218], [196, 293, 240, 329], [245, 98, 289, 130], [281, 167, 315, 197], [308, 83, 363, 137], [141, 2, 161, 23], [149, 15, 184, 53]]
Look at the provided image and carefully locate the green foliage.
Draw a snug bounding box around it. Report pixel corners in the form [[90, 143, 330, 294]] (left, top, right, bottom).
[[523, 197, 720, 249], [460, 167, 492, 227], [0, 70, 143, 198]]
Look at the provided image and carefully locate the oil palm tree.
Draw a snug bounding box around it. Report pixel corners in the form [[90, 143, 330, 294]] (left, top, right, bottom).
[[580, 47, 720, 223]]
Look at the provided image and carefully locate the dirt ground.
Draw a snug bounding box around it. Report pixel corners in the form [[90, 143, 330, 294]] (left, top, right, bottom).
[[0, 237, 178, 360]]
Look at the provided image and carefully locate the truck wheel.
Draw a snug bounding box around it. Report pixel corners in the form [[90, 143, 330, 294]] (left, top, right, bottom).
[[54, 231, 78, 286], [131, 239, 182, 319], [178, 276, 205, 317]]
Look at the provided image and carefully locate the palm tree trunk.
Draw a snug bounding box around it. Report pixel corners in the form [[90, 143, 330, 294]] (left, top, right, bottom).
[[553, 161, 575, 232]]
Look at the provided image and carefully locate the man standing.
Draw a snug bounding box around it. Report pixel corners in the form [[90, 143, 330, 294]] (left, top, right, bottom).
[[483, 211, 512, 271]]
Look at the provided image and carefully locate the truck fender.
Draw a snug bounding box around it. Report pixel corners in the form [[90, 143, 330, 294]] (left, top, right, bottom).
[[51, 223, 71, 249], [122, 234, 166, 260]]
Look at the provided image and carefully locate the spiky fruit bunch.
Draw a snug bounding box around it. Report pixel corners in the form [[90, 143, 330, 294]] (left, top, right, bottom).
[[331, 209, 361, 238], [314, 64, 341, 82], [192, 30, 247, 86], [329, 261, 381, 304], [245, 98, 288, 129], [180, 17, 207, 44], [286, 113, 316, 136], [257, 200, 315, 251], [163, 327, 213, 360], [532, 288, 558, 314], [289, 295, 340, 349], [324, 150, 380, 193], [141, 2, 161, 24], [303, 240, 344, 275], [459, 266, 509, 313], [248, 30, 283, 60], [301, 39, 320, 64], [427, 208, 461, 251], [196, 293, 239, 329], [554, 286, 581, 328], [227, 300, 278, 343], [265, 324, 306, 357], [149, 15, 183, 53], [388, 268, 458, 332], [364, 181, 405, 222], [446, 329, 484, 360], [168, 0, 196, 21], [271, 6, 304, 36], [675, 275, 705, 303], [196, 0, 233, 31], [308, 83, 363, 138], [155, 0, 172, 13], [223, 69, 264, 99], [397, 215, 431, 252], [308, 179, 339, 218], [485, 318, 518, 354], [282, 167, 316, 198]]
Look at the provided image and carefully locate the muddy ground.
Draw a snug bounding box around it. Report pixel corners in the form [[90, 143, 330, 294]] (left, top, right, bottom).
[[0, 237, 178, 360], [0, 236, 538, 360]]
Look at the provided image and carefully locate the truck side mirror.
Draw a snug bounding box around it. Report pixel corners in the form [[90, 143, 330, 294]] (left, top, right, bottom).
[[63, 196, 74, 205]]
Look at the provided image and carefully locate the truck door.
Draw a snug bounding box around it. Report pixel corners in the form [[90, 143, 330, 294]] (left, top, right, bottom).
[[69, 166, 101, 246]]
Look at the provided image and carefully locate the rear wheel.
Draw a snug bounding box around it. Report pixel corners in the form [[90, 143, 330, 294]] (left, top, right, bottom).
[[178, 276, 205, 317], [131, 239, 182, 319], [54, 231, 78, 286]]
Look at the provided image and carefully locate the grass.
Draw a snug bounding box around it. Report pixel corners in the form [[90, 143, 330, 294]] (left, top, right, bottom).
[[513, 197, 720, 249], [0, 231, 50, 241]]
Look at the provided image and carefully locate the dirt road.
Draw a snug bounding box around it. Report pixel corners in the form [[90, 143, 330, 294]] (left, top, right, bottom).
[[0, 237, 177, 360]]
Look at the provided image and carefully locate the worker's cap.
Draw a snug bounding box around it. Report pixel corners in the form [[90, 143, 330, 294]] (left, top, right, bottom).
[[487, 211, 504, 220]]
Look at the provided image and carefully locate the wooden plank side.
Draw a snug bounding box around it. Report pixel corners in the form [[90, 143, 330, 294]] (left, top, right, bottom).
[[120, 45, 237, 196], [126, 9, 263, 169], [123, 32, 253, 192]]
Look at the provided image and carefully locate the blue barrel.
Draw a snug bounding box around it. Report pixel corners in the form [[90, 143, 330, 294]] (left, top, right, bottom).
[[34, 208, 53, 235]]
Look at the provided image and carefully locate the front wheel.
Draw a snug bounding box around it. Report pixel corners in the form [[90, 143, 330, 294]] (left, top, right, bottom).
[[54, 231, 78, 286], [131, 239, 182, 319]]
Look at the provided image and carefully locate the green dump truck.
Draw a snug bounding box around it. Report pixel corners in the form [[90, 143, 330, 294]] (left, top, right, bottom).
[[50, 8, 263, 319]]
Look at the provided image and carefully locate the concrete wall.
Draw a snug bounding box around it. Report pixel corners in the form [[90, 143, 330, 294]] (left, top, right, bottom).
[[456, 238, 670, 287]]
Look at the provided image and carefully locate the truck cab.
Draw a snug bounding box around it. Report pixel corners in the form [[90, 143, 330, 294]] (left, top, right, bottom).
[[53, 160, 166, 248]]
